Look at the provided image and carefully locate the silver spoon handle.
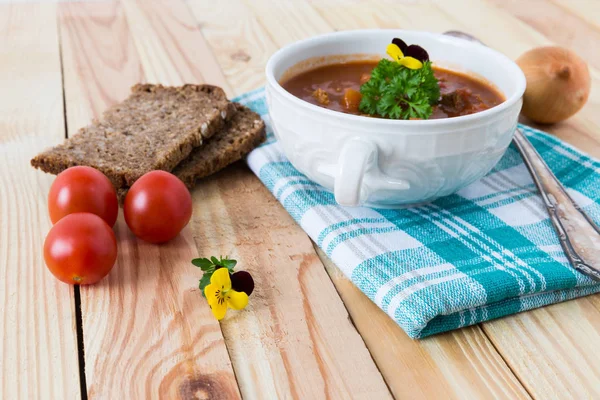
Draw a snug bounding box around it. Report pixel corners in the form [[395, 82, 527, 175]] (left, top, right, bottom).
[[513, 129, 600, 280], [443, 30, 600, 281]]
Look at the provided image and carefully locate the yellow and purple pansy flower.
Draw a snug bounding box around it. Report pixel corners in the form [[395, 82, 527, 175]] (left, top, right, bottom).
[[204, 267, 249, 320], [386, 38, 430, 70]]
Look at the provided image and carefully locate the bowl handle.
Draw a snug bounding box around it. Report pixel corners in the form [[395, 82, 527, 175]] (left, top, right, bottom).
[[335, 139, 374, 206], [334, 139, 411, 206]]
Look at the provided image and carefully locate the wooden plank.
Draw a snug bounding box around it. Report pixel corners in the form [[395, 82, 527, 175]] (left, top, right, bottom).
[[245, 0, 331, 45], [190, 0, 531, 398], [185, 0, 278, 95], [179, 1, 394, 398], [317, 247, 531, 400], [311, 0, 459, 37], [487, 0, 600, 71], [121, 0, 232, 94], [0, 3, 81, 399], [58, 2, 240, 398], [547, 0, 600, 31], [482, 300, 600, 399]]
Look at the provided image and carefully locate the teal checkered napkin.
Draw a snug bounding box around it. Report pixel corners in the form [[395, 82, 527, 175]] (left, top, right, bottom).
[[236, 87, 600, 339]]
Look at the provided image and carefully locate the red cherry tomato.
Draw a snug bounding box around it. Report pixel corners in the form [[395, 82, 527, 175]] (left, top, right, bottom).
[[48, 166, 118, 226], [124, 171, 192, 244], [44, 213, 117, 285]]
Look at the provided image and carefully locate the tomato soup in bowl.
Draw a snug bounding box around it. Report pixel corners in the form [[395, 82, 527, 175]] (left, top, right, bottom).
[[265, 30, 526, 207], [282, 62, 505, 119]]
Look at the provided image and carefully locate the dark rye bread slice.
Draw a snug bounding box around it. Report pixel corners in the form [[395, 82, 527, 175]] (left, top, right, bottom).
[[31, 84, 236, 188], [174, 104, 266, 187], [116, 104, 266, 201]]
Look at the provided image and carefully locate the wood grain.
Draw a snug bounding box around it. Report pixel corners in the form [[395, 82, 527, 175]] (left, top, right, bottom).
[[0, 3, 81, 399], [58, 2, 240, 398], [487, 0, 600, 71], [186, 0, 277, 95], [312, 0, 458, 36], [59, 0, 143, 132], [121, 0, 232, 94], [483, 299, 600, 399], [244, 0, 331, 46], [548, 0, 600, 32]]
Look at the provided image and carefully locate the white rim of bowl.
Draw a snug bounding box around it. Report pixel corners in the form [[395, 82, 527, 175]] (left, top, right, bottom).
[[265, 29, 526, 128]]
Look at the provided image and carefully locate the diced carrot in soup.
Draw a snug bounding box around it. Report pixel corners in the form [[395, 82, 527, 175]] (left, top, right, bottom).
[[342, 89, 362, 113]]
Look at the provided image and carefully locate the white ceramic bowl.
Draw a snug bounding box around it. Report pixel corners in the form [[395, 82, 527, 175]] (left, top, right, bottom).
[[265, 30, 526, 207]]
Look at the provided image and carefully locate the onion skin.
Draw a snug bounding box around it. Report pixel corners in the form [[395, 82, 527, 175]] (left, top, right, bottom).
[[517, 46, 590, 124]]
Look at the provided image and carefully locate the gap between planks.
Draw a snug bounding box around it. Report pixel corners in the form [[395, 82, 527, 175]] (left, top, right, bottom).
[[73, 286, 88, 400], [473, 317, 535, 399], [56, 17, 89, 400]]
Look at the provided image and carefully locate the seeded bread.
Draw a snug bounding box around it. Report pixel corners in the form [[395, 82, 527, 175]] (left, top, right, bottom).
[[31, 84, 236, 188]]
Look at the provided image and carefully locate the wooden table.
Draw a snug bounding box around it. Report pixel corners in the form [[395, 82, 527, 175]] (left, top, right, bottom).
[[2, 0, 599, 398]]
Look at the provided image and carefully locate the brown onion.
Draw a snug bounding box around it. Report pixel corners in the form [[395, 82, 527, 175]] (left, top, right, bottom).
[[517, 46, 590, 124]]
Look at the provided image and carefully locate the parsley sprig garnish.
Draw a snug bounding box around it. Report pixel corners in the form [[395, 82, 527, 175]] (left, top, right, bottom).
[[192, 256, 237, 296], [359, 59, 440, 120]]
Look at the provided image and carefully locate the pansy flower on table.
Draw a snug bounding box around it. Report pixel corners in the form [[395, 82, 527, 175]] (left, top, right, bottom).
[[204, 268, 249, 320], [192, 255, 255, 320]]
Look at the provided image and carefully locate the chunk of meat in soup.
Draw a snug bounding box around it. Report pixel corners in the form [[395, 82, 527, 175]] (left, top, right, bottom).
[[434, 70, 503, 118], [312, 88, 330, 105]]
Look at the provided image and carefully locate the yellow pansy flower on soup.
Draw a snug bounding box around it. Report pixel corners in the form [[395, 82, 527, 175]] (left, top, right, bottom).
[[386, 38, 430, 70]]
